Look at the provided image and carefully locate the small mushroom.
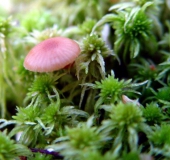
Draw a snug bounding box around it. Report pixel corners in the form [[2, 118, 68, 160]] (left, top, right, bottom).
[[24, 37, 80, 72], [122, 95, 140, 106]]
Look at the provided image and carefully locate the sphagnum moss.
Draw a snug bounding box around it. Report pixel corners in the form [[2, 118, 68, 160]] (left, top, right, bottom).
[[0, 0, 170, 159]]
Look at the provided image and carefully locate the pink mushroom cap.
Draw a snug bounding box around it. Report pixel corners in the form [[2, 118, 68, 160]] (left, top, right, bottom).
[[24, 37, 81, 72]]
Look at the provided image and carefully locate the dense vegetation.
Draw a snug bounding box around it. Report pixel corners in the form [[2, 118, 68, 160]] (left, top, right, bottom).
[[0, 0, 170, 159]]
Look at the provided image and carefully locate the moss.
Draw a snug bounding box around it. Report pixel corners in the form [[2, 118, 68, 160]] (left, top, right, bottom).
[[0, 0, 170, 159]]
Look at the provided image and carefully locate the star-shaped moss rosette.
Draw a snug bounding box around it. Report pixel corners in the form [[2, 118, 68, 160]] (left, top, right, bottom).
[[99, 102, 151, 153], [142, 102, 163, 125], [84, 71, 147, 111], [149, 124, 170, 157], [75, 34, 115, 80], [129, 58, 160, 88], [46, 116, 108, 160], [25, 74, 62, 107], [91, 2, 157, 59], [8, 102, 89, 147], [75, 34, 116, 109], [0, 131, 31, 159], [155, 86, 170, 105]]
